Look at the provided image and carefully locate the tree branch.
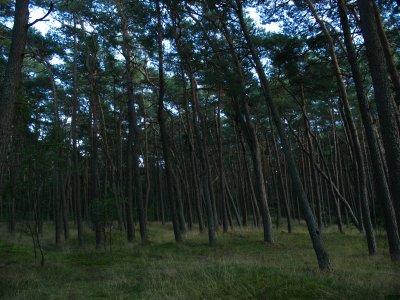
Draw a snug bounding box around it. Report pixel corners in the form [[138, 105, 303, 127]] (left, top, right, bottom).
[[27, 3, 54, 28]]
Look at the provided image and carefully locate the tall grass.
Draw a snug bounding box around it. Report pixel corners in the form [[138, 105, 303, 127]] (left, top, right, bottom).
[[0, 222, 399, 299]]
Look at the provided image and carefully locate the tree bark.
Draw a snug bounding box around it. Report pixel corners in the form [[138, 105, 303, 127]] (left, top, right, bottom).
[[71, 15, 83, 246], [189, 73, 217, 246], [339, 0, 400, 260], [218, 16, 273, 242], [156, 0, 182, 243], [235, 0, 331, 271], [358, 0, 400, 247], [80, 19, 104, 249], [271, 126, 292, 233], [216, 90, 229, 232], [116, 0, 147, 242], [371, 1, 400, 106], [305, 0, 376, 255], [0, 0, 29, 183]]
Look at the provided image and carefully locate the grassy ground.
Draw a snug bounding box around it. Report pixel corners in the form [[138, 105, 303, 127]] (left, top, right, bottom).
[[0, 222, 399, 299]]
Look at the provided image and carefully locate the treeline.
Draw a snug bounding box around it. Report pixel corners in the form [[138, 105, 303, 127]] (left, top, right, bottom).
[[0, 0, 399, 271]]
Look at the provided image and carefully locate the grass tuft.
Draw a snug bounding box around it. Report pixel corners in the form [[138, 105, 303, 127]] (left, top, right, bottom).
[[0, 222, 399, 299]]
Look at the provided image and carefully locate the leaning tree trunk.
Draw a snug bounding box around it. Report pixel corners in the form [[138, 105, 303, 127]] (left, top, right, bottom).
[[235, 0, 331, 271], [338, 0, 400, 261], [270, 125, 292, 233], [301, 100, 322, 230], [358, 0, 400, 232], [305, 0, 376, 255], [242, 102, 274, 242], [371, 1, 400, 106], [218, 17, 273, 242]]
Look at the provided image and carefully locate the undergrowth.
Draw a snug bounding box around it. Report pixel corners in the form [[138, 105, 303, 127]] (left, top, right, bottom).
[[0, 222, 399, 299]]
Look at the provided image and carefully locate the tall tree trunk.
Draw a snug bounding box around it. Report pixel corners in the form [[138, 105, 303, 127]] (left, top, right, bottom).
[[238, 129, 261, 227], [41, 59, 70, 241], [71, 15, 83, 246], [54, 173, 62, 245], [89, 103, 102, 249], [116, 0, 147, 242], [217, 90, 228, 233], [305, 0, 376, 255], [235, 0, 331, 271], [218, 17, 273, 242], [189, 73, 217, 246], [142, 95, 151, 226], [301, 99, 322, 230], [371, 1, 400, 106], [80, 19, 104, 249], [358, 0, 400, 245], [233, 122, 248, 226], [8, 167, 16, 234], [156, 0, 182, 243], [0, 0, 29, 184], [186, 96, 204, 233], [290, 114, 360, 229], [331, 110, 344, 233], [339, 0, 400, 260], [271, 126, 292, 233]]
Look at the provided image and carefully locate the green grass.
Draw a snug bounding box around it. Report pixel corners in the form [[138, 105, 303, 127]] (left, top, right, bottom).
[[0, 222, 399, 299]]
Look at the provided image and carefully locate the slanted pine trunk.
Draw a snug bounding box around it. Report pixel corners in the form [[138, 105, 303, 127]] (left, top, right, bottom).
[[300, 99, 322, 230], [358, 0, 400, 251], [236, 0, 331, 271], [371, 1, 400, 106], [339, 0, 400, 260], [270, 126, 292, 233], [238, 128, 261, 227], [218, 17, 273, 242], [305, 0, 376, 255]]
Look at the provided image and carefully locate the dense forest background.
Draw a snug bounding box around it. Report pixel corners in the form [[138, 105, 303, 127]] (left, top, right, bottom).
[[1, 0, 400, 275]]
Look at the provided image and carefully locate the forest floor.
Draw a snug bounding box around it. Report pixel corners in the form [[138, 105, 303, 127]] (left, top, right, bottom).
[[0, 222, 399, 299]]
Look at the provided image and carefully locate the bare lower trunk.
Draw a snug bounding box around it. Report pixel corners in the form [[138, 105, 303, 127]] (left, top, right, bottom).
[[306, 0, 376, 255], [358, 0, 400, 260], [156, 0, 182, 243], [116, 0, 146, 242], [236, 0, 331, 271]]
